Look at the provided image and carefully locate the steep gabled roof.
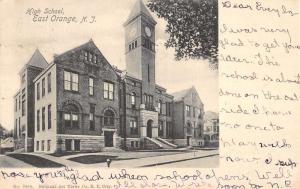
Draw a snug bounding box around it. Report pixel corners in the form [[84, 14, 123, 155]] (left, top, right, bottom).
[[26, 49, 48, 69], [171, 87, 192, 102], [54, 39, 119, 78], [171, 86, 202, 104], [124, 0, 156, 26], [204, 111, 219, 121]]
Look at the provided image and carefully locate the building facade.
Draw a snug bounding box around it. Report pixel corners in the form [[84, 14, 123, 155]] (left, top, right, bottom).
[[203, 111, 219, 147], [13, 50, 48, 152], [13, 0, 207, 153]]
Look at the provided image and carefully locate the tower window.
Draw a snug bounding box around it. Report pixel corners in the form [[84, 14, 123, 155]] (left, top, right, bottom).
[[130, 92, 136, 108], [129, 40, 138, 51]]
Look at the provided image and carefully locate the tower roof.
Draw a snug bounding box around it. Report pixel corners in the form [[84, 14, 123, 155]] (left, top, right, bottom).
[[124, 0, 156, 26], [26, 49, 48, 69]]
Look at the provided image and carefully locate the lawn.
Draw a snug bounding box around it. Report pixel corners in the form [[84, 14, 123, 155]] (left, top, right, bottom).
[[68, 155, 136, 164], [7, 154, 64, 168]]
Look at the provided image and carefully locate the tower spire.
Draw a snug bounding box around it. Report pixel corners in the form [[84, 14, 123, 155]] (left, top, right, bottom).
[[124, 0, 156, 26]]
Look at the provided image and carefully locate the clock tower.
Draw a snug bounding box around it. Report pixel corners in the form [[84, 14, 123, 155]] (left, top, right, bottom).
[[124, 0, 157, 95]]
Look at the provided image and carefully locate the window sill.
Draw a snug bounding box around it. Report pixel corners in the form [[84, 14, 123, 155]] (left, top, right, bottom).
[[64, 90, 80, 94]]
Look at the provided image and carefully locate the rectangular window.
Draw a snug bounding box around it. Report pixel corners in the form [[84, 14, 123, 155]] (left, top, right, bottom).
[[130, 118, 138, 135], [64, 113, 71, 128], [135, 141, 139, 148], [186, 105, 191, 116], [37, 83, 40, 100], [37, 110, 40, 132], [65, 139, 72, 151], [89, 77, 94, 95], [48, 104, 51, 129], [144, 94, 153, 110], [42, 78, 45, 97], [15, 98, 17, 111], [104, 82, 114, 100], [41, 140, 45, 151], [72, 114, 79, 128], [19, 96, 21, 109], [64, 113, 79, 129], [64, 71, 79, 91], [74, 140, 80, 151], [42, 107, 45, 131], [158, 121, 164, 137], [134, 40, 137, 48], [131, 141, 134, 148], [22, 100, 25, 116], [47, 140, 51, 151], [89, 105, 95, 131], [18, 118, 21, 137], [193, 107, 196, 118], [93, 54, 97, 64], [36, 141, 39, 151], [47, 73, 51, 93], [84, 51, 88, 61], [15, 119, 17, 137], [88, 52, 92, 62]]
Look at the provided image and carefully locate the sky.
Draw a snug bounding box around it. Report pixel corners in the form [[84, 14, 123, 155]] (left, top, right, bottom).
[[0, 0, 218, 130]]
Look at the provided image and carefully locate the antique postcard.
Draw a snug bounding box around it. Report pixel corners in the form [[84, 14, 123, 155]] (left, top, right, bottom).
[[0, 0, 299, 188]]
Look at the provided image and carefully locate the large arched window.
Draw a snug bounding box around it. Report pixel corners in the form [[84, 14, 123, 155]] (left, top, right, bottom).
[[64, 104, 79, 129], [104, 109, 115, 126], [130, 92, 136, 107]]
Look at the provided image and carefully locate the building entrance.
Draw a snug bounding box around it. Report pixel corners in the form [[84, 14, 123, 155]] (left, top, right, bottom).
[[104, 131, 114, 147], [147, 120, 153, 138]]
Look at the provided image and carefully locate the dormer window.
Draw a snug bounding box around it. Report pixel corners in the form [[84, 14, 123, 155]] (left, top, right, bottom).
[[84, 51, 98, 63], [84, 51, 88, 61], [88, 52, 92, 62], [93, 54, 97, 63]]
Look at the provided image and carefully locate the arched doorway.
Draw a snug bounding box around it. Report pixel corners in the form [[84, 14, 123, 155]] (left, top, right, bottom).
[[147, 120, 153, 138]]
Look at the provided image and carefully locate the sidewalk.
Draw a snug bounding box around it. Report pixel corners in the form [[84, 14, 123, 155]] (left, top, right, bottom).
[[33, 149, 218, 168], [0, 154, 33, 168]]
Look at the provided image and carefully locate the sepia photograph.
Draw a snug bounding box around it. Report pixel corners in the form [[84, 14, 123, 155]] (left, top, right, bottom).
[[0, 0, 218, 168]]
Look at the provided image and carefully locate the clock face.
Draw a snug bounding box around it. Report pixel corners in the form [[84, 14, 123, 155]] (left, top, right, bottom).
[[145, 26, 151, 37]]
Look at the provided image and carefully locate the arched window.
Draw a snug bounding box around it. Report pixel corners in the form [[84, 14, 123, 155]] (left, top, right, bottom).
[[104, 109, 114, 126], [64, 104, 79, 129], [131, 92, 136, 107]]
